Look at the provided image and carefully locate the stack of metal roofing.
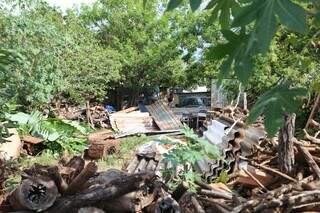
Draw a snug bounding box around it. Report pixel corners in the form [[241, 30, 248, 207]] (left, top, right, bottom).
[[195, 116, 265, 182]]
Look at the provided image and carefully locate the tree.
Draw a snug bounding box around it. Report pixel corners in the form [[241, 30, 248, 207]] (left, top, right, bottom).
[[0, 0, 122, 108], [79, 0, 211, 106], [159, 0, 319, 135]]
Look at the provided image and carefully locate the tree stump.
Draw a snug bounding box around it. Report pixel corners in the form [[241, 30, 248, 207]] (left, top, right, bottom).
[[278, 113, 296, 175]]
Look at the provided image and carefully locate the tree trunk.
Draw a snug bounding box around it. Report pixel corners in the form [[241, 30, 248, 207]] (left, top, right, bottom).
[[278, 113, 296, 175]]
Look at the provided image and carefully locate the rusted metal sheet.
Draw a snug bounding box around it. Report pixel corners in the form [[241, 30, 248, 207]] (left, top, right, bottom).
[[146, 101, 183, 131]]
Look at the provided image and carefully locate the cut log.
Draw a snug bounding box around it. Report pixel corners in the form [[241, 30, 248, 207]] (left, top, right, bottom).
[[87, 129, 113, 143], [9, 177, 58, 211], [63, 156, 85, 183], [154, 196, 180, 213], [47, 166, 68, 194], [278, 113, 295, 175], [87, 139, 120, 159], [47, 172, 155, 213], [65, 162, 97, 195]]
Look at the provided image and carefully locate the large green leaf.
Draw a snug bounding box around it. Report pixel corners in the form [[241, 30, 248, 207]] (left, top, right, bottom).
[[232, 0, 264, 27], [207, 30, 255, 84], [256, 0, 277, 53], [275, 0, 307, 33], [189, 0, 202, 11], [205, 0, 239, 28], [246, 84, 306, 136], [167, 0, 184, 11]]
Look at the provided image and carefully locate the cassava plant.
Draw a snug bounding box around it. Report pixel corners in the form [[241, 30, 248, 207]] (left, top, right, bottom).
[[161, 124, 220, 191]]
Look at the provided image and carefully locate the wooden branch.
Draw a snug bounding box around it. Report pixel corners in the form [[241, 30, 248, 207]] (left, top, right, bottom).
[[249, 161, 297, 183], [304, 129, 320, 144], [86, 100, 95, 129], [310, 119, 320, 130], [243, 169, 268, 191], [191, 196, 205, 213], [198, 197, 233, 212], [65, 162, 97, 195], [296, 143, 320, 179], [199, 189, 233, 200], [305, 94, 320, 129]]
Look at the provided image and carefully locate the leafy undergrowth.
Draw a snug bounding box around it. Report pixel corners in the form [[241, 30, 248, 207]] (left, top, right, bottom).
[[6, 111, 91, 154]]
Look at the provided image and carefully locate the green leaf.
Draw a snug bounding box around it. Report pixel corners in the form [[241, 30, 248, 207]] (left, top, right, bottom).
[[219, 1, 231, 29], [167, 0, 184, 11], [246, 84, 306, 136], [275, 0, 307, 33], [314, 12, 320, 27], [232, 0, 263, 27], [234, 56, 253, 85], [206, 43, 235, 60], [48, 132, 60, 141], [189, 0, 202, 11], [256, 1, 277, 53], [206, 0, 239, 28], [205, 0, 218, 9], [218, 57, 233, 82], [7, 112, 30, 124]]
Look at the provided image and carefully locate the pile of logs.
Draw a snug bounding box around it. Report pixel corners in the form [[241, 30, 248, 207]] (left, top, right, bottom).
[[55, 104, 110, 129], [0, 156, 163, 213]]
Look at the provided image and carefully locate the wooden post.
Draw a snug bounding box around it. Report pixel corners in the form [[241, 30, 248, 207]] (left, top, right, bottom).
[[86, 100, 95, 129], [278, 113, 296, 175]]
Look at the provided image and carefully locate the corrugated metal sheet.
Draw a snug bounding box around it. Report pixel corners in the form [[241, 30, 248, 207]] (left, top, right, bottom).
[[195, 116, 266, 182], [146, 101, 183, 131], [126, 141, 168, 175]]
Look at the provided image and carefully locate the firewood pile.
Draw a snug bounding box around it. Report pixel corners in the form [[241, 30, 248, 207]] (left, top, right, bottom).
[[2, 127, 320, 212], [55, 105, 110, 129], [0, 156, 160, 213]]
